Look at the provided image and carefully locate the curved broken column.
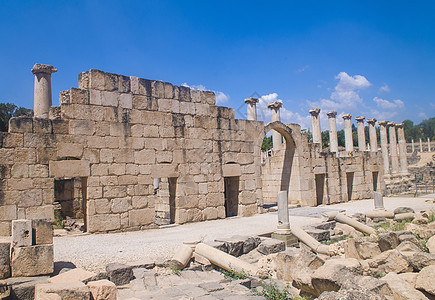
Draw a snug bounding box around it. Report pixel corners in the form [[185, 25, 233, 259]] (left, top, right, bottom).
[[366, 118, 378, 152], [267, 101, 283, 152], [245, 97, 259, 121], [291, 226, 330, 255], [388, 122, 399, 175], [355, 116, 366, 151], [343, 114, 353, 152], [309, 108, 322, 150], [396, 123, 409, 175], [32, 64, 57, 118], [378, 121, 390, 176], [335, 213, 376, 235], [327, 111, 338, 153]]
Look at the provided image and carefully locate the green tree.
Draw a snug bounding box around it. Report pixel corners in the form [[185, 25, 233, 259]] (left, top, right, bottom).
[[337, 129, 345, 147], [321, 131, 329, 148], [0, 102, 33, 132], [261, 136, 273, 151]]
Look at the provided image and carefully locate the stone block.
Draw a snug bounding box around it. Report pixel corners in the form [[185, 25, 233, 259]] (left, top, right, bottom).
[[128, 208, 154, 227], [35, 282, 90, 300], [87, 214, 120, 233], [0, 241, 10, 279], [32, 218, 53, 245], [87, 279, 117, 300], [0, 206, 17, 221], [257, 238, 285, 255], [12, 219, 32, 247], [56, 142, 83, 159], [48, 268, 96, 284], [9, 117, 33, 133], [106, 263, 134, 286], [304, 228, 330, 242], [33, 118, 53, 134], [49, 160, 90, 178], [11, 245, 53, 277], [26, 206, 54, 222], [6, 276, 50, 300], [222, 164, 242, 177]]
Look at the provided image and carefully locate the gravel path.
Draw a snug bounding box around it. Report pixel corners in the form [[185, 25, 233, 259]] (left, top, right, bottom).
[[54, 195, 435, 272]]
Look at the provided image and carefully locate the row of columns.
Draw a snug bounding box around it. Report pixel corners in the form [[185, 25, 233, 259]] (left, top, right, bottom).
[[411, 138, 432, 153]]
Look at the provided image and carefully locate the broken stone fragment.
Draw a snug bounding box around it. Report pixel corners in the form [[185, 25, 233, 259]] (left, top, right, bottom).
[[48, 268, 97, 284], [415, 265, 435, 296], [394, 207, 415, 214], [0, 241, 11, 279], [11, 244, 53, 277], [87, 279, 117, 300], [105, 263, 134, 286], [381, 272, 428, 300], [256, 238, 285, 255], [35, 282, 90, 300]]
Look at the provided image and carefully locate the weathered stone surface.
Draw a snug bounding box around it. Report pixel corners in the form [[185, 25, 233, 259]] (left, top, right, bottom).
[[215, 237, 244, 257], [312, 221, 336, 231], [273, 247, 301, 281], [12, 219, 32, 247], [257, 238, 285, 255], [394, 207, 415, 214], [405, 223, 435, 239], [32, 218, 53, 245], [242, 236, 261, 254], [11, 244, 53, 277], [377, 232, 399, 252], [382, 272, 428, 300], [415, 265, 435, 295], [6, 276, 49, 300], [406, 252, 435, 271], [396, 241, 422, 253], [0, 241, 11, 279], [304, 228, 330, 242], [427, 235, 435, 254], [355, 241, 381, 260], [48, 268, 96, 284], [206, 241, 227, 253], [87, 279, 117, 300], [127, 258, 155, 269], [318, 289, 385, 299], [35, 282, 90, 300], [106, 263, 134, 286], [367, 249, 412, 275]]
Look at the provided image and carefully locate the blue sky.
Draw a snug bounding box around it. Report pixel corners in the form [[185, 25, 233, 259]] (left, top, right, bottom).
[[1, 1, 435, 130]]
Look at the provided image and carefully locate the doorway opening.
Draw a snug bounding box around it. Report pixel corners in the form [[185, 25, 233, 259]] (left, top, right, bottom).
[[154, 177, 177, 225], [346, 172, 354, 201], [372, 171, 379, 192], [315, 174, 325, 206], [54, 177, 87, 231], [224, 176, 239, 217]]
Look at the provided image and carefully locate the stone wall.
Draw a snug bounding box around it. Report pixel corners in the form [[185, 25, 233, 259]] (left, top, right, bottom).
[[0, 69, 265, 234]]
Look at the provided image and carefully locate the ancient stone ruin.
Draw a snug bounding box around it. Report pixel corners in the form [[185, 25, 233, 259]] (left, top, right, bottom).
[[0, 64, 410, 235]]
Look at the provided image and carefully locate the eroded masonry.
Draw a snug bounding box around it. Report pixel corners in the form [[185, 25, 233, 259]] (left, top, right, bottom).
[[0, 64, 409, 234]]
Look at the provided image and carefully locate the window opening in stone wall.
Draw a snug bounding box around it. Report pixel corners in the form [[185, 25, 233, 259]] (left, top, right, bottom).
[[54, 177, 87, 232], [315, 174, 325, 206], [372, 171, 379, 192], [224, 177, 239, 217], [346, 172, 354, 201]]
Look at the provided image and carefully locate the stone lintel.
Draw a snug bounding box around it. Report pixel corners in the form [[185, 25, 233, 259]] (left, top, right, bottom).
[[326, 111, 337, 118], [151, 164, 179, 178], [244, 97, 259, 104], [342, 113, 352, 120], [366, 118, 377, 124], [309, 108, 321, 116], [49, 160, 90, 178], [267, 101, 283, 110], [31, 64, 57, 75], [355, 116, 365, 122], [222, 164, 242, 177]]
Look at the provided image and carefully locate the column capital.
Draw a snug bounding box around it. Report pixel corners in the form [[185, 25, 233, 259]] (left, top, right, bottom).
[[366, 118, 377, 125], [396, 123, 404, 128], [342, 113, 352, 120], [267, 101, 283, 110], [355, 116, 365, 122], [387, 121, 396, 127], [31, 63, 57, 75], [326, 111, 337, 118], [378, 120, 388, 126], [244, 97, 259, 104], [309, 108, 320, 116]]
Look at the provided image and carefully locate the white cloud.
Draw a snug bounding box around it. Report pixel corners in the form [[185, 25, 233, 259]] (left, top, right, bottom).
[[307, 72, 371, 111], [373, 97, 404, 110], [181, 83, 229, 104], [296, 65, 310, 73], [419, 112, 428, 120], [379, 84, 390, 93]]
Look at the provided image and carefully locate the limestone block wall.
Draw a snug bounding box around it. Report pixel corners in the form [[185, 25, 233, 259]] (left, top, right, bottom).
[[0, 69, 265, 234]]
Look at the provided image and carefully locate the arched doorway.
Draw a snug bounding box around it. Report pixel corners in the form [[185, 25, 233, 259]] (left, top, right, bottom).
[[255, 121, 301, 209]]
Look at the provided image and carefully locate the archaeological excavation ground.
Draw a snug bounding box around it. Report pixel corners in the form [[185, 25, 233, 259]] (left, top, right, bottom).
[[0, 64, 434, 299]]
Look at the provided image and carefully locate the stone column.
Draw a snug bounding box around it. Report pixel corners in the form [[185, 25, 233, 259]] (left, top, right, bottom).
[[412, 139, 415, 152], [355, 116, 366, 151], [428, 138, 431, 152], [388, 122, 399, 175], [420, 138, 423, 152], [276, 190, 290, 234], [367, 118, 378, 152], [396, 123, 409, 175], [327, 111, 338, 153], [244, 97, 259, 121], [378, 121, 390, 175], [32, 64, 57, 118], [267, 101, 283, 152], [343, 114, 353, 152], [309, 108, 322, 149]]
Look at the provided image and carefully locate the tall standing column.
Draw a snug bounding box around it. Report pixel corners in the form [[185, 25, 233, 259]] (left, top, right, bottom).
[[267, 101, 283, 152], [32, 63, 57, 118], [367, 118, 378, 152], [388, 122, 399, 175], [355, 116, 366, 151], [245, 97, 259, 121], [309, 108, 322, 149], [396, 123, 409, 175], [412, 139, 415, 152], [428, 138, 431, 152], [276, 191, 290, 234], [378, 121, 390, 175], [343, 114, 353, 152], [420, 138, 423, 152], [327, 111, 338, 153]]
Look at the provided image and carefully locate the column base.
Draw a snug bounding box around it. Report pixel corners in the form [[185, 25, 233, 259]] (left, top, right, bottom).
[[271, 232, 298, 247]]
